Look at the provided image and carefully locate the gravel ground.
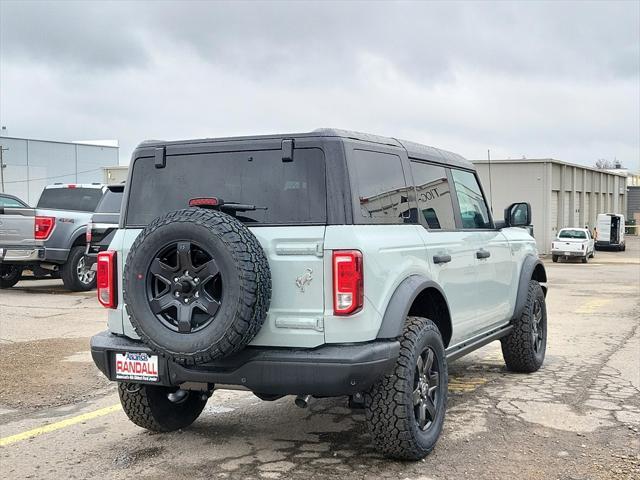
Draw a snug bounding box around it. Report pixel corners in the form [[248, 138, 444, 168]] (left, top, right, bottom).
[[0, 238, 638, 479]]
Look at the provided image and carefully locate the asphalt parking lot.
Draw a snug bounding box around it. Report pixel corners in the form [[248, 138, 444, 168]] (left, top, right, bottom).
[[1, 239, 638, 480]]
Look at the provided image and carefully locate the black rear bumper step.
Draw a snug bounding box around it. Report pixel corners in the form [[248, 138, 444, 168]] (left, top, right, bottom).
[[90, 331, 400, 396]]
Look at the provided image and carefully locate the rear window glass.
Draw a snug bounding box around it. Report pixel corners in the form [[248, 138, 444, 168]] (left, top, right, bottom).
[[96, 190, 124, 213], [558, 229, 587, 239], [350, 149, 410, 223], [126, 148, 326, 226], [37, 187, 103, 212]]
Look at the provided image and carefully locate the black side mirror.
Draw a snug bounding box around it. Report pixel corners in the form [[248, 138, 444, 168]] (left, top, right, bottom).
[[504, 202, 531, 227]]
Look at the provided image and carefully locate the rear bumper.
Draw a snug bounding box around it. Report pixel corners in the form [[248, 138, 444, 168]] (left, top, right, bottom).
[[0, 247, 45, 263], [0, 246, 68, 264], [90, 331, 400, 396], [550, 249, 585, 257]]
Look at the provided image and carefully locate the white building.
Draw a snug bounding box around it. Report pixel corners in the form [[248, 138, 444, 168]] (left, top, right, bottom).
[[473, 158, 627, 254], [0, 135, 119, 205]]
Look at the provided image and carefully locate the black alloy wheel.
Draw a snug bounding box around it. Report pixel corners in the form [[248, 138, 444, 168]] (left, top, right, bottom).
[[147, 241, 223, 334], [413, 346, 440, 431], [531, 298, 544, 354]]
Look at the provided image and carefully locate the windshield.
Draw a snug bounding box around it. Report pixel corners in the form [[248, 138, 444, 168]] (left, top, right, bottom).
[[558, 229, 587, 239], [126, 148, 326, 226], [37, 187, 103, 212]]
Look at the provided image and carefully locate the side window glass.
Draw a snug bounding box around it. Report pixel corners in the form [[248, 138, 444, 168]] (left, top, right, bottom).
[[409, 161, 456, 230], [451, 169, 492, 229], [351, 149, 410, 223]]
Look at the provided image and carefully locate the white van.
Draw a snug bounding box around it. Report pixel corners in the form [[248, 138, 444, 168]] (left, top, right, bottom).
[[596, 213, 625, 251]]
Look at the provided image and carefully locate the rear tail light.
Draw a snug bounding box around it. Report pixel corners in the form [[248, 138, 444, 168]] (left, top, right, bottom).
[[86, 223, 93, 243], [333, 250, 363, 316], [97, 251, 117, 308], [34, 216, 55, 240]]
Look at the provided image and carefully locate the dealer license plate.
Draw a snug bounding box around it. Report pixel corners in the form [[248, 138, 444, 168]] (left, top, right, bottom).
[[115, 352, 159, 382]]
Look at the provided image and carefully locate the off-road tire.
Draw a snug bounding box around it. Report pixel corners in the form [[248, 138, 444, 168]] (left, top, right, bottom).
[[501, 280, 547, 373], [364, 316, 448, 460], [124, 208, 271, 365], [552, 255, 558, 263], [0, 265, 22, 289], [118, 383, 207, 432], [61, 246, 96, 291]]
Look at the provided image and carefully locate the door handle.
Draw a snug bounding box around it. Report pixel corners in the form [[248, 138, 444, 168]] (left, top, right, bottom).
[[476, 249, 491, 259], [433, 254, 452, 264]]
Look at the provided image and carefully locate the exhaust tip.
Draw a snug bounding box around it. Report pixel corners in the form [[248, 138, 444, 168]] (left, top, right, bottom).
[[294, 394, 312, 408]]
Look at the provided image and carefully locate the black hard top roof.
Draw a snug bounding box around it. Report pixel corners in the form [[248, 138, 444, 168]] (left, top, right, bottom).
[[138, 128, 474, 170]]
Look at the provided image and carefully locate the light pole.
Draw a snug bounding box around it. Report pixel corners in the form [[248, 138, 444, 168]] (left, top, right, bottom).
[[0, 145, 7, 193]]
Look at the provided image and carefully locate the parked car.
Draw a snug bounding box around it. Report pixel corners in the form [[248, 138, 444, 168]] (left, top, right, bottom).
[[0, 183, 108, 290], [596, 213, 625, 251], [90, 129, 548, 460], [0, 193, 31, 287], [551, 228, 595, 263], [0, 193, 29, 208], [85, 185, 124, 272]]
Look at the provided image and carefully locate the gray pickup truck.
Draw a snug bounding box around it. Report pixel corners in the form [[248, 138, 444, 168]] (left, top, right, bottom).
[[0, 183, 107, 290]]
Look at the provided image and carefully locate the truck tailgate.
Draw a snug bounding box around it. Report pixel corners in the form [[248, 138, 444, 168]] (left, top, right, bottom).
[[555, 240, 585, 253], [0, 207, 36, 248]]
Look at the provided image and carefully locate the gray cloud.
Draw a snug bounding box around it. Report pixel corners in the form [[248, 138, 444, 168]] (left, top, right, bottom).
[[1, 0, 638, 169]]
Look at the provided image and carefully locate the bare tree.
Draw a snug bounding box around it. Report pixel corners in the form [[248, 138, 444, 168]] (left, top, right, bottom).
[[595, 158, 615, 169]]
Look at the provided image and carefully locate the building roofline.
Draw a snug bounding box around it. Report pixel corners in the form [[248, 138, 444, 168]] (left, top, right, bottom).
[[471, 158, 628, 177], [0, 136, 119, 149]]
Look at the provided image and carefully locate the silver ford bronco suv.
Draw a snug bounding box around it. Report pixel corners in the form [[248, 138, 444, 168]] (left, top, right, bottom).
[[90, 129, 547, 460]]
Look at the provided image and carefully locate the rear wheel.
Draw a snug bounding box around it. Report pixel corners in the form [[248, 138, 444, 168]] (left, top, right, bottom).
[[552, 255, 558, 263], [118, 383, 208, 432], [61, 246, 96, 291], [364, 317, 448, 460], [581, 255, 588, 263], [0, 265, 22, 289]]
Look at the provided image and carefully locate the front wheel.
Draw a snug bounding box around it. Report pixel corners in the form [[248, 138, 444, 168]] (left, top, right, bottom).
[[0, 265, 22, 289], [61, 246, 96, 291], [501, 280, 547, 373], [118, 383, 208, 432], [364, 316, 448, 460]]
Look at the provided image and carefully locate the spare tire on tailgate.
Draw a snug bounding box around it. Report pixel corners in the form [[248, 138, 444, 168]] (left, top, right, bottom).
[[124, 208, 271, 365]]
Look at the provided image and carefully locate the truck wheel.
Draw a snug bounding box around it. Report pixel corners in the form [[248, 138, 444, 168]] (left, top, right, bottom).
[[0, 265, 22, 289], [124, 208, 271, 366], [118, 383, 207, 432], [589, 250, 595, 259], [364, 316, 448, 460], [61, 246, 96, 291], [552, 255, 558, 263], [581, 255, 588, 263], [501, 280, 547, 373]]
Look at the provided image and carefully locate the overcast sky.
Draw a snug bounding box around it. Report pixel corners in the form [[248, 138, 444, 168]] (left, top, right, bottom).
[[1, 0, 638, 170]]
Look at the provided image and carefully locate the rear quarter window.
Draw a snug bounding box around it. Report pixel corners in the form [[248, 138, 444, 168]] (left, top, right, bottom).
[[349, 149, 410, 224], [126, 148, 326, 226]]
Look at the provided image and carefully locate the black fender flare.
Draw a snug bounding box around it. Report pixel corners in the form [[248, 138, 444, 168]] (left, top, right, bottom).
[[376, 275, 450, 339], [512, 255, 547, 321]]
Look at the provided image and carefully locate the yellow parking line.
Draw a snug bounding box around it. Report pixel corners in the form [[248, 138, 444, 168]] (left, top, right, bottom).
[[576, 298, 612, 314], [0, 404, 121, 447]]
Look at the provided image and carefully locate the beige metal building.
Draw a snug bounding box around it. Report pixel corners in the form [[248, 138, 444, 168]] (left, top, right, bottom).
[[473, 159, 627, 254]]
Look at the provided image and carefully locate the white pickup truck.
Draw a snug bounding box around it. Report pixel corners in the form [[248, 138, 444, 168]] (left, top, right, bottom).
[[551, 228, 595, 263]]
